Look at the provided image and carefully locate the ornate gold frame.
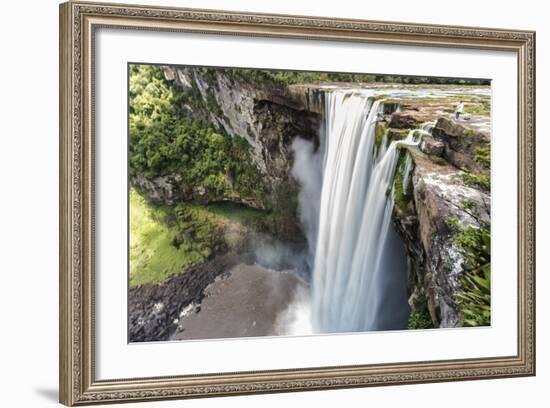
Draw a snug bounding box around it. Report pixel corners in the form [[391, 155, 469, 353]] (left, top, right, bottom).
[[59, 1, 536, 405]]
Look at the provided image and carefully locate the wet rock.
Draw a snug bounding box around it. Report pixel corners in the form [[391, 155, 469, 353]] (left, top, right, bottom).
[[286, 85, 325, 114]]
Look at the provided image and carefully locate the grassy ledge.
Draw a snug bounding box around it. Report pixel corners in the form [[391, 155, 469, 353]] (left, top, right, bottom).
[[129, 189, 222, 287]]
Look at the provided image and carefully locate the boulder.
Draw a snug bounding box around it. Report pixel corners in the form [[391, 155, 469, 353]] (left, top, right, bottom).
[[420, 136, 445, 156], [133, 173, 184, 206], [133, 66, 324, 211]]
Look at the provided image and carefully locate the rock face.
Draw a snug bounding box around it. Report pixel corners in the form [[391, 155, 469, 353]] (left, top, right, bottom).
[[129, 254, 240, 342], [392, 119, 490, 327], [432, 117, 490, 176], [132, 66, 323, 210], [385, 104, 491, 328], [146, 66, 324, 210], [133, 173, 183, 206], [420, 136, 445, 157], [252, 99, 321, 182]]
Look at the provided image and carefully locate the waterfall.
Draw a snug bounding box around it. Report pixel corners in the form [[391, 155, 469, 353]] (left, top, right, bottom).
[[307, 90, 417, 333]]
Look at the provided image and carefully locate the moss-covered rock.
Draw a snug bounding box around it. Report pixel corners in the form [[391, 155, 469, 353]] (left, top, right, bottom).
[[408, 292, 435, 329], [374, 122, 388, 154], [387, 128, 410, 142], [392, 150, 415, 215]]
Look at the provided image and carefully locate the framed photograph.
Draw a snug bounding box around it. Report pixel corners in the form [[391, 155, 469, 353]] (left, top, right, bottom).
[[59, 1, 536, 405]]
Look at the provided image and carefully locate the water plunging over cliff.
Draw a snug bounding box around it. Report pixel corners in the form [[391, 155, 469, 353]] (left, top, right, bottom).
[[304, 90, 418, 333]]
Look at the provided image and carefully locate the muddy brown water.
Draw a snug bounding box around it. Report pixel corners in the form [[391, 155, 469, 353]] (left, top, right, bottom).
[[171, 263, 306, 340]]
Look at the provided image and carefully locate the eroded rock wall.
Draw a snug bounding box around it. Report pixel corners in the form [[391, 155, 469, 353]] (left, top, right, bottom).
[[391, 116, 490, 328], [170, 66, 322, 193]]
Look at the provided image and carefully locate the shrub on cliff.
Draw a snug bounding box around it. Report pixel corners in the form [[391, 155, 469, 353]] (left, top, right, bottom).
[[454, 223, 491, 327], [129, 64, 267, 205]]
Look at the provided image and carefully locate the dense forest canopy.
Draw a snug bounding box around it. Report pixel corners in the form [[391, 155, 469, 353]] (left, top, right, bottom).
[[169, 65, 490, 86]]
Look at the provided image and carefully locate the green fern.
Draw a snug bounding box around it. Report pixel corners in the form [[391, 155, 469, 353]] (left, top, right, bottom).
[[454, 223, 491, 327]]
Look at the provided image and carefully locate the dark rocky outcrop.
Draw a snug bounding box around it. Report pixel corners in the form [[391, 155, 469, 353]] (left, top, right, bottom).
[[252, 99, 321, 182], [420, 136, 445, 157], [129, 254, 240, 342], [431, 117, 490, 175]]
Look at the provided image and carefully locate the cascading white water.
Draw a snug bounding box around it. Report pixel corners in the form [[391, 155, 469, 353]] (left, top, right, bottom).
[[309, 90, 419, 333]]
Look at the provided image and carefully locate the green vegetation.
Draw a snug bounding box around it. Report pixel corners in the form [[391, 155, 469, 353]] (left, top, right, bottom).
[[408, 292, 434, 330], [224, 68, 377, 87], [393, 151, 414, 212], [217, 67, 490, 87], [205, 202, 267, 228], [374, 122, 388, 156], [129, 64, 268, 205], [267, 182, 302, 241], [441, 95, 491, 118], [461, 199, 480, 219], [454, 223, 491, 327], [461, 199, 477, 212], [463, 128, 477, 137], [445, 207, 491, 326], [461, 172, 490, 191], [474, 147, 491, 169], [128, 65, 308, 286], [129, 189, 224, 287], [130, 187, 301, 286], [465, 99, 491, 116], [446, 216, 460, 231], [388, 128, 410, 142], [206, 197, 302, 242]]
